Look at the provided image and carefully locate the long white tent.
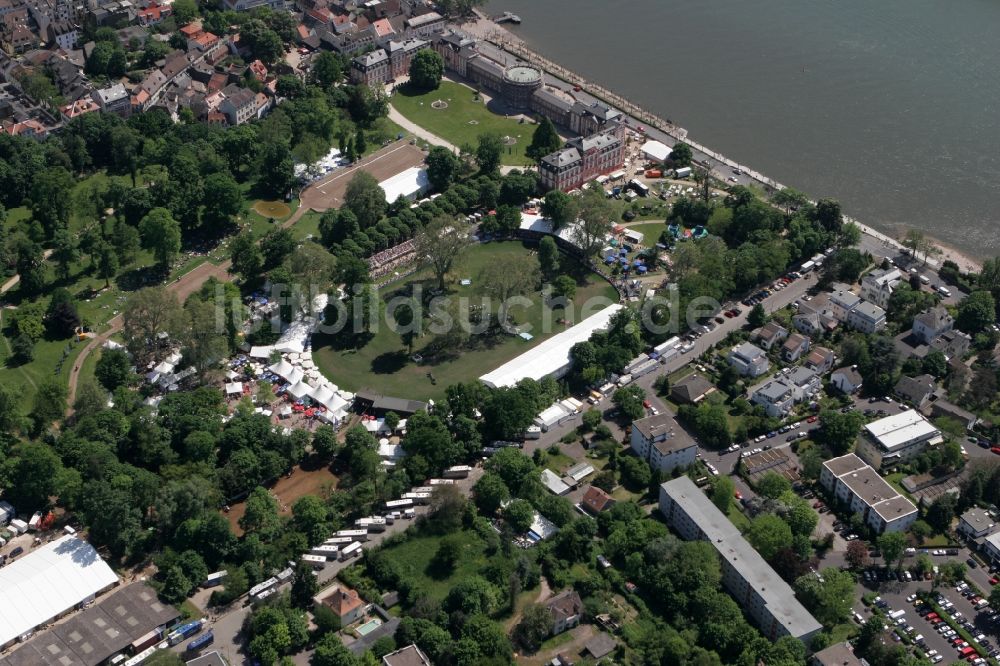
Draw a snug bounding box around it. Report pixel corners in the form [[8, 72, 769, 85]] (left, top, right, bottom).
[[0, 536, 118, 648], [480, 304, 624, 389]]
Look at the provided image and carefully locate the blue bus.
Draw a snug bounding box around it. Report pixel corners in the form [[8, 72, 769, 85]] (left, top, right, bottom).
[[186, 630, 214, 653], [167, 620, 203, 646]]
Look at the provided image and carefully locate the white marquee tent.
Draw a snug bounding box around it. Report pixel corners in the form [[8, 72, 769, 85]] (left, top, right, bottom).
[[0, 536, 118, 648], [288, 380, 314, 400]]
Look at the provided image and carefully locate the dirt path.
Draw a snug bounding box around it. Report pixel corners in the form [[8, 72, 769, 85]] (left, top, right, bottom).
[[387, 105, 459, 153]]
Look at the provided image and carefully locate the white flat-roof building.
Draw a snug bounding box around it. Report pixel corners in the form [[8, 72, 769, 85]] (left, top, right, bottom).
[[959, 507, 996, 540], [855, 409, 942, 469], [658, 477, 822, 643], [540, 469, 571, 496], [379, 166, 431, 203], [639, 139, 671, 163], [983, 532, 1000, 565], [480, 305, 624, 388], [819, 453, 918, 534], [0, 536, 119, 649]]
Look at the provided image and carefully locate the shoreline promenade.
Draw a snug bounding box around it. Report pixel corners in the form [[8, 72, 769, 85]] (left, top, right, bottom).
[[461, 13, 979, 273]]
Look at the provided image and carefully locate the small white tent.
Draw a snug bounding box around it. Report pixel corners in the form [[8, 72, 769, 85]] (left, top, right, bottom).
[[288, 380, 314, 400]]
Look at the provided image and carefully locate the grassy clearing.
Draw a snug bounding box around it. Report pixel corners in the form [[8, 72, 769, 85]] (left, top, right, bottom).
[[313, 241, 618, 401], [377, 529, 488, 603], [0, 313, 88, 413], [391, 81, 533, 166]]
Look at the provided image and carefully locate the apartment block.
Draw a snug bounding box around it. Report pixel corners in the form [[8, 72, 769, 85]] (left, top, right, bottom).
[[819, 453, 917, 534]]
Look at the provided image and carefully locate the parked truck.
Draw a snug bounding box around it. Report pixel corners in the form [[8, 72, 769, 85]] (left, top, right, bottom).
[[674, 167, 692, 179], [167, 620, 203, 646]]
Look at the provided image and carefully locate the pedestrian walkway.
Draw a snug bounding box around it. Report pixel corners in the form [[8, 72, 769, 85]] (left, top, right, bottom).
[[387, 105, 459, 153]]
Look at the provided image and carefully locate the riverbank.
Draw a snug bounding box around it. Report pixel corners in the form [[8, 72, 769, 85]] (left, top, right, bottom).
[[462, 12, 984, 275]]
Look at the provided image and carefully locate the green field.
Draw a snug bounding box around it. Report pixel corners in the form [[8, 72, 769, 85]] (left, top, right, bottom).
[[313, 241, 618, 400], [0, 311, 87, 413], [377, 529, 488, 602], [391, 81, 534, 166]]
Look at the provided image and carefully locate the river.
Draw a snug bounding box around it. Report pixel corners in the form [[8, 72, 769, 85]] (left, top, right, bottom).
[[485, 0, 1000, 260]]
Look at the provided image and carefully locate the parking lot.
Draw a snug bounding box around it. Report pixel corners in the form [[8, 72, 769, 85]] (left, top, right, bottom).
[[858, 563, 1000, 664]]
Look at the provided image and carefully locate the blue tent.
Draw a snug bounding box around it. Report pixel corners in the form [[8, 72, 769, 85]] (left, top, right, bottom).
[[637, 265, 648, 274]]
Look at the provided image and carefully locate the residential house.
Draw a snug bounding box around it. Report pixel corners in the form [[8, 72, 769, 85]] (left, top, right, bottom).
[[804, 346, 836, 374], [756, 322, 789, 351], [985, 532, 1000, 566], [924, 398, 976, 432], [247, 59, 267, 82], [860, 268, 902, 309], [828, 285, 861, 322], [811, 642, 865, 666], [727, 342, 770, 378], [222, 0, 282, 11], [371, 17, 394, 38], [855, 409, 942, 469], [382, 645, 431, 666], [91, 82, 129, 116], [580, 486, 614, 514], [46, 20, 79, 50], [324, 586, 367, 626], [59, 95, 98, 119], [830, 366, 863, 395], [958, 507, 995, 540], [786, 366, 821, 402], [751, 379, 795, 418], [670, 374, 716, 405], [545, 590, 583, 635], [847, 301, 886, 334], [219, 85, 256, 125], [893, 374, 936, 408], [781, 333, 810, 363], [793, 312, 828, 337], [912, 306, 953, 345], [403, 11, 443, 36], [630, 412, 697, 473], [930, 329, 971, 361], [136, 1, 169, 25], [820, 453, 918, 534], [539, 123, 626, 192]]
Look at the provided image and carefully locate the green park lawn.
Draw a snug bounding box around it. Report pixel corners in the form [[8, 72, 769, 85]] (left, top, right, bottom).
[[313, 241, 619, 401], [377, 529, 489, 603], [0, 313, 87, 413], [391, 81, 534, 166]]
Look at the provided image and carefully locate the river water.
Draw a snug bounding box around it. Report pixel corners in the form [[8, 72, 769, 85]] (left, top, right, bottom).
[[484, 0, 1000, 260]]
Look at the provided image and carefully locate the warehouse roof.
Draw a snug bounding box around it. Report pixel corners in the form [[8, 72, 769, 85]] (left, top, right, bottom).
[[0, 536, 118, 649], [864, 409, 939, 451], [379, 166, 430, 203]]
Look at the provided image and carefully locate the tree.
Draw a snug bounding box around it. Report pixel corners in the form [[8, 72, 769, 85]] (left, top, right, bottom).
[[619, 456, 652, 491], [290, 563, 319, 608], [747, 514, 793, 560], [536, 236, 561, 279], [343, 172, 387, 229], [479, 254, 539, 306], [430, 533, 463, 574], [415, 216, 467, 291], [527, 117, 562, 161], [122, 287, 183, 368], [14, 238, 46, 295], [877, 531, 908, 570], [46, 289, 80, 338], [669, 141, 693, 167], [240, 19, 285, 66], [31, 379, 68, 431], [96, 241, 119, 289], [845, 540, 870, 569], [756, 472, 792, 499], [711, 476, 734, 513], [512, 603, 552, 652], [52, 227, 78, 282], [540, 191, 577, 232], [504, 498, 534, 533], [140, 207, 182, 271], [0, 442, 62, 509], [408, 49, 444, 90], [747, 303, 767, 328], [475, 133, 503, 174], [572, 187, 616, 257], [795, 568, 855, 627], [473, 472, 510, 516], [172, 0, 196, 22], [956, 290, 996, 334], [11, 334, 34, 364], [354, 127, 367, 156], [240, 486, 280, 538], [612, 385, 646, 421], [425, 146, 460, 191], [815, 409, 865, 455], [925, 494, 958, 533], [312, 51, 343, 87], [202, 172, 245, 228], [261, 227, 296, 269], [230, 232, 264, 282]]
